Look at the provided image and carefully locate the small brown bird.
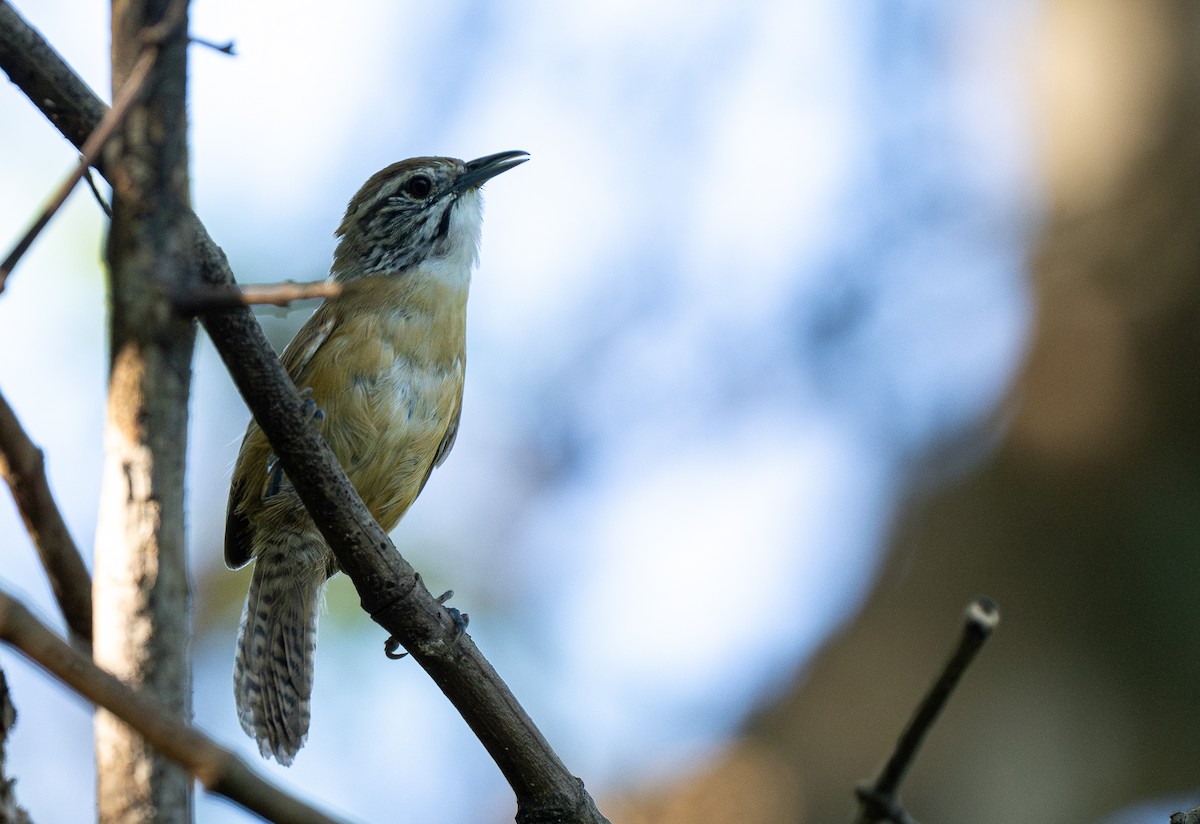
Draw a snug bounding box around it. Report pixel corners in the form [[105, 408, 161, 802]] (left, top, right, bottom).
[[225, 151, 528, 764]]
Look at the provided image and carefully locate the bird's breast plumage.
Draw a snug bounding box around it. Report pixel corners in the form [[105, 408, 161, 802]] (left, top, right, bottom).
[[227, 270, 468, 562], [306, 274, 467, 531]]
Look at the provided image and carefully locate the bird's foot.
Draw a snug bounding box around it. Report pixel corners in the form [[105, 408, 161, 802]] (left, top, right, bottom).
[[436, 590, 470, 640], [298, 386, 325, 425], [382, 590, 469, 661], [261, 392, 324, 500], [384, 635, 407, 660]]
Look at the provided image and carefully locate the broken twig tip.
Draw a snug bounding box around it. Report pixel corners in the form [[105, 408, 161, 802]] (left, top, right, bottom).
[[190, 35, 237, 56], [965, 596, 1000, 635]]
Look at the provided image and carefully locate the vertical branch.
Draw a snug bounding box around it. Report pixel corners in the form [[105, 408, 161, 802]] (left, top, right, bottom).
[[93, 0, 194, 821]]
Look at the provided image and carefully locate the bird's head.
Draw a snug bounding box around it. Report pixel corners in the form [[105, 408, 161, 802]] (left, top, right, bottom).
[[332, 150, 528, 280]]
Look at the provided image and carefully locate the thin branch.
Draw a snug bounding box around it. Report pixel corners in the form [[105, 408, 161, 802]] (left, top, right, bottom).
[[854, 596, 1000, 824], [0, 3, 108, 174], [173, 279, 343, 313], [189, 34, 235, 55], [0, 6, 608, 822], [0, 387, 92, 645], [0, 590, 348, 824], [82, 166, 113, 217], [0, 46, 155, 291]]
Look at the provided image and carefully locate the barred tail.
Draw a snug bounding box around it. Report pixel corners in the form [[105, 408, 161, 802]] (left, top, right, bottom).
[[232, 531, 330, 765]]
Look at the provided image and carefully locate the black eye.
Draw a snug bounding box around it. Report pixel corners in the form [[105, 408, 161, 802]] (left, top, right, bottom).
[[401, 174, 433, 199]]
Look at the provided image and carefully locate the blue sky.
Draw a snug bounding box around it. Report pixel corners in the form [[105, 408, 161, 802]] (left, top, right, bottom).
[[0, 1, 1034, 820]]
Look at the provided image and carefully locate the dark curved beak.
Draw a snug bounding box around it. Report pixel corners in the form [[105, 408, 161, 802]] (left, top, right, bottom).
[[453, 150, 530, 193]]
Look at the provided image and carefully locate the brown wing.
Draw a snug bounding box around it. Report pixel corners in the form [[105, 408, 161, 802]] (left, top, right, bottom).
[[280, 311, 337, 384], [223, 310, 336, 569], [224, 423, 266, 568], [416, 386, 462, 497], [431, 391, 462, 469], [224, 480, 254, 568]]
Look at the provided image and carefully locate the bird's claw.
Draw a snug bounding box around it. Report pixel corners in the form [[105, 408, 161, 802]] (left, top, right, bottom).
[[445, 607, 469, 640], [299, 387, 325, 425], [383, 590, 468, 661], [263, 391, 325, 500], [435, 590, 469, 640], [384, 635, 408, 660]]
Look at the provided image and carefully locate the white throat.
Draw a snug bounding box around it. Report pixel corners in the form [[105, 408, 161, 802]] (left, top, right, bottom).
[[425, 190, 484, 289]]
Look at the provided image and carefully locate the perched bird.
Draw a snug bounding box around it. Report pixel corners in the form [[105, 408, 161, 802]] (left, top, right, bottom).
[[225, 151, 528, 764]]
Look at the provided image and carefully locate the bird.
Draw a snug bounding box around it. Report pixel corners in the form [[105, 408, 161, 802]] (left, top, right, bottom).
[[224, 151, 528, 765]]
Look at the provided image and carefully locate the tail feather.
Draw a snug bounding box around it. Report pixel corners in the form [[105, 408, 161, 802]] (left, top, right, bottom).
[[233, 532, 327, 765]]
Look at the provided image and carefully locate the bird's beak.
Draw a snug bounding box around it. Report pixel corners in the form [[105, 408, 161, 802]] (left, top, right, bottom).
[[452, 150, 530, 193]]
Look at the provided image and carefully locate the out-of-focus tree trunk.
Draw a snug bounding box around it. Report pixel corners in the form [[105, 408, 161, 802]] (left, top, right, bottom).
[[93, 0, 194, 821], [614, 1, 1200, 822]]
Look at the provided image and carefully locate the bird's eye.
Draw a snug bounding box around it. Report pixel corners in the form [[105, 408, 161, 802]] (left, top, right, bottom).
[[401, 175, 433, 199]]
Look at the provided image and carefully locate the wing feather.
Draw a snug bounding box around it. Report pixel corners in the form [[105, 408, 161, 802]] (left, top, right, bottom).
[[224, 310, 337, 568], [416, 384, 462, 497]]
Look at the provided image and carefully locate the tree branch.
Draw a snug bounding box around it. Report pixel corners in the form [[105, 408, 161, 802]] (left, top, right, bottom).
[[172, 278, 342, 313], [0, 3, 108, 173], [0, 387, 92, 645], [0, 4, 608, 820], [188, 33, 234, 56], [854, 596, 1000, 824], [0, 590, 347, 824], [0, 44, 154, 290], [93, 0, 196, 817]]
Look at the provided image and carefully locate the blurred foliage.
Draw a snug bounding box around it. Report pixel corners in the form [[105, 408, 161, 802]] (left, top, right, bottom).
[[614, 0, 1200, 821]]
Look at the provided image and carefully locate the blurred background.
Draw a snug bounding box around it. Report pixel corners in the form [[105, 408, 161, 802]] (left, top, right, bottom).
[[2, 0, 1199, 821]]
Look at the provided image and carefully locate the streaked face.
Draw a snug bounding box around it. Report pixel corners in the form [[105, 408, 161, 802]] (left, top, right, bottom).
[[332, 152, 528, 279]]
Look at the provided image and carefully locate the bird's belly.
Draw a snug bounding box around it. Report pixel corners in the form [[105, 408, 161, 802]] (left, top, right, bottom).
[[323, 359, 462, 530]]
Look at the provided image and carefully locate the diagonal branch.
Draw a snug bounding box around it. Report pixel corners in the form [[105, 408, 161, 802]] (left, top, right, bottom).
[[0, 44, 154, 290], [854, 596, 1000, 824], [0, 3, 108, 173], [0, 589, 348, 824], [0, 4, 608, 821], [0, 387, 92, 645]]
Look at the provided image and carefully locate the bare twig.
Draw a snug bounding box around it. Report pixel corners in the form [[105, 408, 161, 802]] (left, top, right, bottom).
[[0, 590, 348, 824], [173, 278, 342, 313], [0, 387, 92, 645], [854, 596, 1000, 824], [0, 0, 188, 290], [0, 47, 155, 291], [189, 34, 235, 55], [0, 5, 108, 171], [0, 7, 609, 821], [82, 166, 113, 217]]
